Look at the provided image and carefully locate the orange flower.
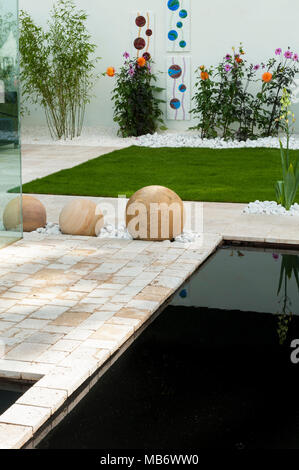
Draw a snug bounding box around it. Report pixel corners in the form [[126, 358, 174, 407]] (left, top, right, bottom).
[[200, 71, 209, 80], [235, 56, 243, 64], [137, 57, 146, 67], [262, 72, 272, 83], [199, 65, 205, 71], [106, 67, 115, 77]]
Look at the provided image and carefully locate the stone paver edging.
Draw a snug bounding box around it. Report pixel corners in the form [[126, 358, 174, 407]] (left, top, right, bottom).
[[0, 232, 221, 448]]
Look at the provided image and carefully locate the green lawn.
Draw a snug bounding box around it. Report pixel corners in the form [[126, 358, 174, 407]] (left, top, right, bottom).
[[15, 145, 299, 203]]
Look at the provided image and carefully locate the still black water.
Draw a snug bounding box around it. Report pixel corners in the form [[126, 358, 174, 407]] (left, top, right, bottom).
[[39, 247, 299, 449], [0, 383, 29, 415]]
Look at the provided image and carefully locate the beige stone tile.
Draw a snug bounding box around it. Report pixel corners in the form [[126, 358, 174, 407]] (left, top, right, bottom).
[[83, 338, 118, 352], [0, 321, 16, 335], [1, 291, 24, 300], [5, 342, 50, 361], [42, 325, 73, 334], [51, 339, 81, 352], [64, 328, 93, 341], [0, 404, 51, 432], [69, 279, 98, 292], [0, 313, 26, 323], [151, 275, 183, 290], [37, 349, 69, 364], [25, 331, 64, 345], [91, 323, 134, 346], [57, 291, 85, 302], [0, 423, 32, 449], [17, 318, 50, 330], [6, 305, 38, 315], [107, 315, 141, 330], [35, 366, 90, 396], [79, 297, 107, 305], [126, 299, 159, 311], [17, 386, 67, 414], [79, 312, 111, 331], [31, 305, 69, 320], [115, 307, 151, 321], [51, 310, 91, 327], [137, 285, 171, 301]]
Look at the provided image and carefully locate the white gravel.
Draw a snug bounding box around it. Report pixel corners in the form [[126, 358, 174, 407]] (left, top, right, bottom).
[[136, 133, 299, 149], [243, 200, 299, 216], [21, 126, 135, 148], [22, 126, 299, 150], [30, 222, 201, 242]]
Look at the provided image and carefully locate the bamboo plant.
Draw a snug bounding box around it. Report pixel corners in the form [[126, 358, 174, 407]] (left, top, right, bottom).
[[19, 0, 99, 140]]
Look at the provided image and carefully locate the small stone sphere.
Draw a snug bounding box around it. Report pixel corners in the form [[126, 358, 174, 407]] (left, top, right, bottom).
[[126, 185, 184, 241], [59, 199, 104, 237], [3, 195, 47, 232]]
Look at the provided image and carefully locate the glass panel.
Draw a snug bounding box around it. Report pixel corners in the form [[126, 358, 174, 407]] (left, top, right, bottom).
[[0, 0, 21, 249]]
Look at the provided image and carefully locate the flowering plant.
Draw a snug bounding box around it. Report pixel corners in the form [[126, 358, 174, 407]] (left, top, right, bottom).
[[275, 88, 299, 210], [191, 45, 299, 141], [105, 53, 164, 137]]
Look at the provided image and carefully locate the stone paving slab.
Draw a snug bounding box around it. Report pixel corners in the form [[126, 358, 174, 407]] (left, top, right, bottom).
[[22, 145, 121, 184], [0, 232, 222, 448]]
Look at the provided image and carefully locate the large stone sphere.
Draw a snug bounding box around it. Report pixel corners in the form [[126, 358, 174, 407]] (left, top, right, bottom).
[[126, 185, 184, 241], [59, 199, 104, 237], [3, 196, 47, 232]]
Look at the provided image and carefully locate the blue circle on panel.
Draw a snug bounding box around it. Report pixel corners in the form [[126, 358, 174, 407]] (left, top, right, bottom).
[[168, 30, 178, 41], [179, 40, 187, 48], [168, 0, 180, 11], [179, 9, 188, 18], [176, 21, 183, 28], [170, 98, 181, 109]]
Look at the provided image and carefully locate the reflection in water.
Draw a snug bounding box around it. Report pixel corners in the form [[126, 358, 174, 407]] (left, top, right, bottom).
[[173, 247, 299, 346], [276, 255, 299, 344]]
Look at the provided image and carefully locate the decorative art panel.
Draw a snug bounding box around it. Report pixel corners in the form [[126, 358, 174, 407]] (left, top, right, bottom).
[[132, 11, 155, 60], [166, 0, 191, 52], [167, 55, 191, 120]]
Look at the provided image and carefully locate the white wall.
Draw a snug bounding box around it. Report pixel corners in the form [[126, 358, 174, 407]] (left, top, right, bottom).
[[19, 0, 299, 133]]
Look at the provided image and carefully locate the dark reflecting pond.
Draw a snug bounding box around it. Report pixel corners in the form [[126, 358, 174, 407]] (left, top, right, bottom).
[[39, 247, 299, 449], [0, 381, 30, 415]]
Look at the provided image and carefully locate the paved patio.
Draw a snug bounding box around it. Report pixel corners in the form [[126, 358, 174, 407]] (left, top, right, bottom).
[[22, 145, 121, 184], [0, 144, 298, 449]]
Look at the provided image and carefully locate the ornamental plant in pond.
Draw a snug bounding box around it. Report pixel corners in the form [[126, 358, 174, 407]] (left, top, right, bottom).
[[106, 53, 165, 137], [191, 45, 299, 141], [275, 88, 299, 210]]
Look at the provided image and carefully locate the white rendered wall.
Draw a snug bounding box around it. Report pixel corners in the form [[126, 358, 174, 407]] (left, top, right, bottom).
[[19, 0, 299, 133]]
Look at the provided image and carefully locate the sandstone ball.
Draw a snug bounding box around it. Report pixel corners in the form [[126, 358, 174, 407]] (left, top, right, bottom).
[[3, 196, 47, 232], [59, 199, 104, 237], [126, 185, 184, 241]]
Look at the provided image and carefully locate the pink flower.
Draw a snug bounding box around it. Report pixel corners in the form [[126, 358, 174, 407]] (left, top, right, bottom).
[[123, 51, 130, 59], [224, 64, 231, 72], [293, 53, 299, 62], [253, 64, 260, 71], [284, 50, 293, 59], [128, 67, 135, 77], [272, 253, 279, 260], [275, 48, 282, 55]]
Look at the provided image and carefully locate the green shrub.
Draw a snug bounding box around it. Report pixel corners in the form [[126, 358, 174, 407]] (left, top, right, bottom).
[[107, 53, 164, 137], [191, 45, 299, 141]]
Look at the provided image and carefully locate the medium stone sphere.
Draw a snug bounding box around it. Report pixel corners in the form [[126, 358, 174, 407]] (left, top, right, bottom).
[[3, 196, 47, 232], [59, 199, 104, 237], [126, 185, 184, 241]]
